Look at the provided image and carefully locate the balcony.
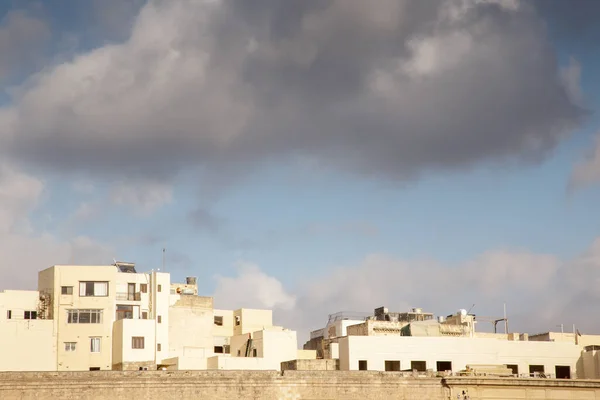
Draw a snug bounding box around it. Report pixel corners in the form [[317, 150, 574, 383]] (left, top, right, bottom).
[[116, 292, 141, 301]]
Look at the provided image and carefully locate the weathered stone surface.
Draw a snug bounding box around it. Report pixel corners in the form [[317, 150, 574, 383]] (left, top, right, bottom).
[[1, 371, 600, 399]]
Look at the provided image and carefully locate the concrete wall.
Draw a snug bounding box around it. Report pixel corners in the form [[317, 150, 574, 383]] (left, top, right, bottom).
[[0, 290, 56, 371], [233, 309, 272, 335], [2, 371, 600, 400], [339, 335, 582, 376], [112, 319, 155, 370], [168, 295, 213, 359]]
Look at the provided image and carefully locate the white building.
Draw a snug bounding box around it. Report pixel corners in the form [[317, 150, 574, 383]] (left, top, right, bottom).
[[306, 306, 600, 379], [0, 262, 313, 371]]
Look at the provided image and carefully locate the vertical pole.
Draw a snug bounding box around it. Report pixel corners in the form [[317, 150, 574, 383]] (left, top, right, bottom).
[[162, 248, 166, 271], [503, 303, 508, 334]]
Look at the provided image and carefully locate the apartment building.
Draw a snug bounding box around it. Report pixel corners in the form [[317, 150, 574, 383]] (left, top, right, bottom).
[[306, 306, 600, 379], [0, 262, 311, 372]]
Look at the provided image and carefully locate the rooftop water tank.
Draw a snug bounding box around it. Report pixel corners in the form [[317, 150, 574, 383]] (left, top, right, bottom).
[[186, 277, 197, 285], [412, 308, 422, 314], [438, 316, 445, 323], [459, 309, 467, 316]]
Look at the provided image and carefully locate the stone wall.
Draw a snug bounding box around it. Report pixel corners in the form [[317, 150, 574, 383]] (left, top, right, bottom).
[[1, 370, 600, 400]]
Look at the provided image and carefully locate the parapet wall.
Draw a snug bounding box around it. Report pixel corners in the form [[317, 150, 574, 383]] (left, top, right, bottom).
[[1, 371, 600, 400]]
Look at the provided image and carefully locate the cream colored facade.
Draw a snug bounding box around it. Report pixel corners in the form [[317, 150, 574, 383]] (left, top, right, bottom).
[[308, 306, 600, 379], [0, 290, 56, 371], [1, 263, 309, 372]]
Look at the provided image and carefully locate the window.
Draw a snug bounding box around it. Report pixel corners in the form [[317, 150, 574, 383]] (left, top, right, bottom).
[[214, 346, 224, 354], [555, 365, 571, 379], [65, 342, 77, 352], [252, 348, 257, 357], [214, 316, 223, 326], [235, 316, 240, 326], [157, 343, 162, 352], [24, 311, 37, 320], [506, 364, 519, 375], [90, 337, 101, 353], [140, 284, 148, 293], [157, 284, 162, 292], [116, 305, 134, 320], [67, 309, 103, 324], [237, 350, 241, 356], [358, 360, 368, 371], [6, 310, 11, 319], [157, 315, 162, 323], [411, 361, 427, 372], [79, 281, 108, 297], [132, 336, 145, 349], [61, 286, 73, 295], [529, 365, 544, 375], [142, 311, 148, 319], [385, 361, 401, 371], [436, 361, 452, 372], [89, 367, 100, 371]]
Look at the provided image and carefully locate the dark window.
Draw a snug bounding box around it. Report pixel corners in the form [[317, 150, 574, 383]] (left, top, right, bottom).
[[61, 286, 73, 295], [157, 285, 162, 292], [506, 364, 519, 375], [140, 284, 148, 293], [157, 315, 162, 323], [7, 310, 11, 319], [555, 365, 571, 379], [411, 361, 427, 372], [116, 305, 134, 320], [437, 361, 452, 372], [24, 311, 37, 320], [214, 316, 223, 326], [235, 316, 240, 326], [157, 343, 162, 352], [529, 365, 544, 375], [89, 367, 100, 371], [132, 336, 145, 349], [214, 346, 224, 354], [385, 361, 401, 371], [252, 348, 257, 357], [358, 360, 368, 371], [142, 312, 148, 319]]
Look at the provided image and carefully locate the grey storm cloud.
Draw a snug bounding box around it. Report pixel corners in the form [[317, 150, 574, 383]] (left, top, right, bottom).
[[0, 0, 586, 182]]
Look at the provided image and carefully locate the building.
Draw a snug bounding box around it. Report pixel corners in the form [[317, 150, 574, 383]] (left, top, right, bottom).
[[306, 306, 600, 379], [0, 262, 312, 371]]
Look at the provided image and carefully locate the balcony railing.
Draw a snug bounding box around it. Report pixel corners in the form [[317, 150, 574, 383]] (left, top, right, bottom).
[[115, 292, 141, 301]]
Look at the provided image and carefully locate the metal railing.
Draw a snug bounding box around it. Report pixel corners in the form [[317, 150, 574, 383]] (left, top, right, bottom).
[[115, 292, 141, 301]]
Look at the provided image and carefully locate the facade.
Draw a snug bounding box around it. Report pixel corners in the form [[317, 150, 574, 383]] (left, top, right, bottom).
[[0, 262, 310, 372], [307, 306, 600, 379]]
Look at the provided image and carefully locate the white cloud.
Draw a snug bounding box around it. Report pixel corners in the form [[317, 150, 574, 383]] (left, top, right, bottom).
[[213, 261, 296, 311], [570, 133, 600, 189], [0, 164, 114, 290], [110, 180, 173, 215], [213, 241, 600, 342]]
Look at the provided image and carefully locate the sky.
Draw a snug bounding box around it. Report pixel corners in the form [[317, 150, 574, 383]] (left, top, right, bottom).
[[1, 0, 600, 341]]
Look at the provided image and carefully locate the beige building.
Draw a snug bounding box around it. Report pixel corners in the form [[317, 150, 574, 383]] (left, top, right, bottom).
[[0, 262, 311, 372], [0, 290, 56, 371], [307, 306, 600, 379]]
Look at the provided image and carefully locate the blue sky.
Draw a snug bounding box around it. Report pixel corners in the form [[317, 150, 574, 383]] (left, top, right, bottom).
[[1, 0, 600, 337]]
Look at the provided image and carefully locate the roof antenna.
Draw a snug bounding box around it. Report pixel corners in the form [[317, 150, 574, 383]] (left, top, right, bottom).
[[467, 304, 475, 314], [161, 248, 166, 272]]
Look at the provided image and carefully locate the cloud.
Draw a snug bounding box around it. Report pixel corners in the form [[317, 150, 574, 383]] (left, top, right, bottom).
[[0, 0, 584, 187], [110, 180, 173, 215], [0, 9, 50, 83], [0, 164, 114, 290], [213, 261, 297, 311], [570, 133, 600, 189], [215, 239, 600, 341]]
